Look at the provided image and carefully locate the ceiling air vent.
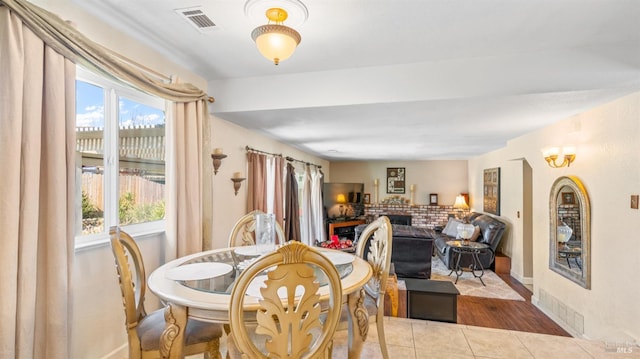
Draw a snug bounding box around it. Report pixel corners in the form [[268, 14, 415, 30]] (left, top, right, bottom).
[[175, 6, 217, 33]]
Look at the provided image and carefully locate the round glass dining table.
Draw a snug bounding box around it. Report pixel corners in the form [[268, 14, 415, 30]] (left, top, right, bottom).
[[148, 245, 373, 358]]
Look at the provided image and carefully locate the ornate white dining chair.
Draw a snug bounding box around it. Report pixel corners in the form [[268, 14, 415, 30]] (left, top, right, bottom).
[[228, 241, 342, 358], [351, 216, 393, 359], [109, 226, 223, 359], [227, 210, 286, 247]]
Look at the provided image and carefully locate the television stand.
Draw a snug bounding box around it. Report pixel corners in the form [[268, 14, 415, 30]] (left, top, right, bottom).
[[328, 219, 365, 240]]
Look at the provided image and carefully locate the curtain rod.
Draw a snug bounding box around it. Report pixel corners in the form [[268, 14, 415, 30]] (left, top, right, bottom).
[[245, 146, 322, 169], [285, 156, 322, 169], [245, 146, 282, 158]]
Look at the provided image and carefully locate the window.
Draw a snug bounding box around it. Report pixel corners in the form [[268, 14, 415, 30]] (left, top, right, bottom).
[[75, 68, 166, 242]]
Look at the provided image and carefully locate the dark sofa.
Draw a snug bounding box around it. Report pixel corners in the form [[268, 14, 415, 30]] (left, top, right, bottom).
[[355, 223, 434, 279], [433, 213, 506, 270]]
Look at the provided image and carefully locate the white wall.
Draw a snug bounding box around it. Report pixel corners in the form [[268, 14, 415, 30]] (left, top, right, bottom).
[[329, 160, 468, 206], [469, 92, 640, 342]]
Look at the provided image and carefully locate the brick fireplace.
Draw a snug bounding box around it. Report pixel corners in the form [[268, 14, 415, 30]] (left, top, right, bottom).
[[365, 204, 467, 229]]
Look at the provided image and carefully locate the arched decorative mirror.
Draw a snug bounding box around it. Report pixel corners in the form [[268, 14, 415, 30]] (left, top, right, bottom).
[[549, 176, 591, 289]]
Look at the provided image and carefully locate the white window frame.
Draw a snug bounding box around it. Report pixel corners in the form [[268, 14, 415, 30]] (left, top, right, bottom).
[[75, 67, 168, 249]]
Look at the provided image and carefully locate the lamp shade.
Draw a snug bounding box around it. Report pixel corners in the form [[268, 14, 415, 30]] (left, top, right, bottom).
[[336, 194, 346, 204], [251, 25, 300, 65], [457, 222, 475, 240], [251, 7, 302, 65], [453, 195, 469, 210]]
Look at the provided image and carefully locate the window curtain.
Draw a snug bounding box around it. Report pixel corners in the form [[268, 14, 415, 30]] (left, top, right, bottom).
[[284, 163, 301, 241], [247, 152, 267, 212], [300, 165, 313, 245], [273, 156, 285, 228], [311, 168, 325, 243], [171, 99, 206, 257], [0, 6, 75, 357], [0, 0, 211, 259]]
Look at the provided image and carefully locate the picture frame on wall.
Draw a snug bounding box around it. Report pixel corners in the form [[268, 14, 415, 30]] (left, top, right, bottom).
[[429, 193, 438, 205], [363, 193, 371, 204], [483, 167, 500, 215], [562, 192, 575, 205], [386, 167, 406, 194]]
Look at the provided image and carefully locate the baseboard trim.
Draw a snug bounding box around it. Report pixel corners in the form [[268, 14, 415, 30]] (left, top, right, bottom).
[[510, 271, 533, 285]]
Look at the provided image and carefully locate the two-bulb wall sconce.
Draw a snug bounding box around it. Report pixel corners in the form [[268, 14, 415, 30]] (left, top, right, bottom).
[[211, 148, 227, 174], [542, 146, 576, 168]]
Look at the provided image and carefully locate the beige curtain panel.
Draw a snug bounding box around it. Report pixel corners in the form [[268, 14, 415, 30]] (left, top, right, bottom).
[[0, 6, 75, 357]]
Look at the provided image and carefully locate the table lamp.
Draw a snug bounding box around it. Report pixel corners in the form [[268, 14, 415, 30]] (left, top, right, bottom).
[[453, 194, 469, 220], [337, 194, 347, 217], [457, 222, 475, 245]]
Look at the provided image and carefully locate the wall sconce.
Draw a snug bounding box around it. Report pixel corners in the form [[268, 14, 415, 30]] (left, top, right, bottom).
[[231, 172, 246, 196], [542, 146, 576, 168], [211, 148, 227, 175], [409, 184, 416, 205], [453, 194, 469, 220]]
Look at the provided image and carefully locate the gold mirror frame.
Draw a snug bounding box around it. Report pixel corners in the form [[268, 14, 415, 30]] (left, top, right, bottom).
[[549, 175, 591, 289]]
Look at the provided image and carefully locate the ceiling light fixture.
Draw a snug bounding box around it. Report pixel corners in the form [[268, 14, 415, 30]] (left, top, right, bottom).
[[251, 7, 301, 65]]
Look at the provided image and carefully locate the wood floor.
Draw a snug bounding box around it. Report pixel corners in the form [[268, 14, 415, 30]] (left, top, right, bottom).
[[456, 274, 571, 337]]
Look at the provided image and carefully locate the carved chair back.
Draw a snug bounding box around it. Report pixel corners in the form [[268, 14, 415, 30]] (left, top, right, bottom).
[[229, 241, 342, 358], [228, 210, 286, 247]]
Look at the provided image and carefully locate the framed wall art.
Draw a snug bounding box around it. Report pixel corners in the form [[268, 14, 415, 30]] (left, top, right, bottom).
[[483, 167, 500, 215], [386, 167, 405, 194], [363, 193, 371, 204], [429, 193, 438, 205]]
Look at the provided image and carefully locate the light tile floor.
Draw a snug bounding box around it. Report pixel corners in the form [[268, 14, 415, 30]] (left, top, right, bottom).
[[216, 316, 640, 358], [328, 317, 640, 359]]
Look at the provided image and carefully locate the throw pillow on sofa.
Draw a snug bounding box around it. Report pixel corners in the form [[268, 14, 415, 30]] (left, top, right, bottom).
[[442, 218, 462, 237]]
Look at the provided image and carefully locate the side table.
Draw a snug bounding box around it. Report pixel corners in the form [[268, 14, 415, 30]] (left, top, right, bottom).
[[448, 241, 492, 286], [404, 278, 459, 323]]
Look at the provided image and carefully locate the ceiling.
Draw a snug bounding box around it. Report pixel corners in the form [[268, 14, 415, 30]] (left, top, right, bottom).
[[75, 0, 640, 161]]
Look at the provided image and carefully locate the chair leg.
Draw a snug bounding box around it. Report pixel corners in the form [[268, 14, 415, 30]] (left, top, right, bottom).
[[206, 338, 222, 359], [375, 310, 390, 359], [325, 339, 334, 359]]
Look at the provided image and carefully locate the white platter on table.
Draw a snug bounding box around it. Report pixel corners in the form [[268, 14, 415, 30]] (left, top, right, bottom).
[[234, 245, 261, 257], [165, 262, 233, 281], [321, 250, 355, 266]]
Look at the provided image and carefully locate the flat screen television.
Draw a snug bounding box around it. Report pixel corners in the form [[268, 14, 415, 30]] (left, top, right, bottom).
[[323, 182, 365, 219]]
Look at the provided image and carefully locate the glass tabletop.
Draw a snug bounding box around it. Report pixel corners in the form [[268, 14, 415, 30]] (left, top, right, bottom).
[[169, 247, 355, 295]]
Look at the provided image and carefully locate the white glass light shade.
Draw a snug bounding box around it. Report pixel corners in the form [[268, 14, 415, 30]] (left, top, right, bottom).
[[251, 24, 301, 65], [557, 221, 573, 243], [457, 222, 475, 240]]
